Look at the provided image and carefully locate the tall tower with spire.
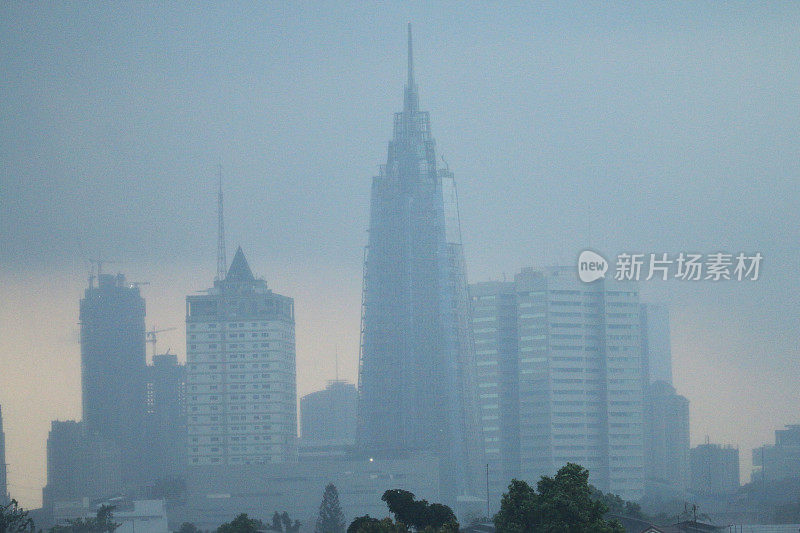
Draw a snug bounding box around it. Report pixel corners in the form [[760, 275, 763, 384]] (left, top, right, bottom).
[[357, 24, 482, 502]]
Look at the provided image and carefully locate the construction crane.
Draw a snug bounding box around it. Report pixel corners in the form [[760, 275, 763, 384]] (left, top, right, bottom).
[[127, 281, 150, 289], [146, 326, 177, 357]]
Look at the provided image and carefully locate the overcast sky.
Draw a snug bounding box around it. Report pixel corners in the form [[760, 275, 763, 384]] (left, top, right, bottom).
[[1, 2, 799, 507]]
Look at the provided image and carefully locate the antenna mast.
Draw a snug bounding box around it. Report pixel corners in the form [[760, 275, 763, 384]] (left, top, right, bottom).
[[216, 162, 227, 281]]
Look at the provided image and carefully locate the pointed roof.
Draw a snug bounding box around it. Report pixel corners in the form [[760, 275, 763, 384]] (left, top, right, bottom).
[[226, 246, 255, 282]]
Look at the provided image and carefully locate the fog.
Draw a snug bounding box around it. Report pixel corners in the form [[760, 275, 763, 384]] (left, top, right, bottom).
[[1, 2, 799, 509]]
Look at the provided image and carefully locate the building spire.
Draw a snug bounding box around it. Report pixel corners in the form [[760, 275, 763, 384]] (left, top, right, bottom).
[[216, 161, 227, 281], [407, 22, 414, 88], [404, 23, 418, 114]]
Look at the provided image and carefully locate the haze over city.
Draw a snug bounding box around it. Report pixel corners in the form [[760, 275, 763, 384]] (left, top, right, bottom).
[[1, 1, 798, 517]]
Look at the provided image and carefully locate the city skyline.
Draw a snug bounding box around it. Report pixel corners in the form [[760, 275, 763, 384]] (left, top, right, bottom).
[[1, 4, 799, 508]]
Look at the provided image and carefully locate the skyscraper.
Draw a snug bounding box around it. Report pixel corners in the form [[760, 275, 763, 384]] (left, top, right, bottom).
[[469, 267, 647, 501], [357, 25, 482, 501], [467, 282, 520, 510], [79, 272, 147, 484], [145, 352, 187, 479], [644, 381, 690, 498], [0, 405, 8, 505], [639, 303, 672, 385], [186, 247, 297, 465]]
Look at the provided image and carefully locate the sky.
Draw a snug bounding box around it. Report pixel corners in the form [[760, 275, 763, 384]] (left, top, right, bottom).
[[1, 2, 799, 507]]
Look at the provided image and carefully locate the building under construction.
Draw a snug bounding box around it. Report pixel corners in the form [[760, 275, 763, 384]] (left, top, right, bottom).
[[356, 24, 483, 505]]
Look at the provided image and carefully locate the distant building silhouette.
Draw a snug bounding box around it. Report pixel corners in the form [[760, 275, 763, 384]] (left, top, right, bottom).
[[469, 267, 647, 502], [644, 380, 690, 498], [640, 304, 673, 385], [145, 352, 187, 479], [186, 246, 297, 465], [752, 424, 800, 483], [42, 420, 122, 514], [0, 405, 8, 505], [356, 23, 482, 503], [299, 380, 357, 458], [689, 443, 739, 495], [80, 272, 147, 485]]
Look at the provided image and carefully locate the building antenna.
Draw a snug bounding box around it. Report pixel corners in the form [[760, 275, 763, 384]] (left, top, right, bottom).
[[216, 160, 227, 281]]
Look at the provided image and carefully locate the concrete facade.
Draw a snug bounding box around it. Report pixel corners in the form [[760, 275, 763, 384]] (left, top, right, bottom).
[[186, 247, 297, 466], [469, 267, 646, 502]]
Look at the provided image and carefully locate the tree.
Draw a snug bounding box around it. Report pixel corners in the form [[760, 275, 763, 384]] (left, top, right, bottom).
[[494, 463, 625, 533], [280, 512, 300, 533], [263, 511, 300, 533], [269, 512, 282, 532], [0, 499, 34, 533], [178, 523, 201, 533], [347, 516, 409, 533], [216, 513, 262, 533], [347, 516, 378, 533], [315, 484, 346, 533], [380, 490, 457, 532], [590, 486, 644, 519], [50, 504, 120, 533]]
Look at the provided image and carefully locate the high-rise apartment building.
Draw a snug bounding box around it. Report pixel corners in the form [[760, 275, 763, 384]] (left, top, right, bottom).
[[469, 267, 646, 501], [468, 282, 520, 508], [79, 272, 147, 484], [186, 247, 296, 466], [356, 25, 482, 501]]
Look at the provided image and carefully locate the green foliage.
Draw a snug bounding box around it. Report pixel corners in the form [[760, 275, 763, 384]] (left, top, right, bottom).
[[380, 490, 458, 532], [50, 504, 120, 533], [494, 463, 625, 533], [589, 485, 645, 519], [0, 499, 34, 533], [315, 484, 346, 533], [263, 512, 300, 533], [346, 516, 409, 533], [216, 514, 262, 533], [178, 523, 201, 533]]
